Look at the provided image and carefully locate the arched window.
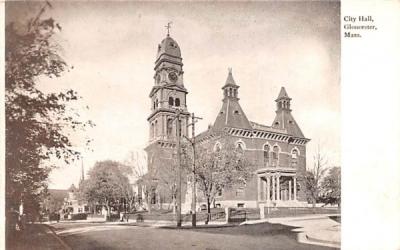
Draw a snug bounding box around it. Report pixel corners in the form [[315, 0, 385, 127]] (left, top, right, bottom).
[[175, 98, 180, 107], [263, 144, 270, 166], [167, 118, 173, 136], [155, 99, 158, 108], [168, 97, 174, 106], [271, 145, 279, 166], [272, 146, 279, 159], [291, 148, 299, 167], [234, 89, 237, 97], [229, 88, 233, 97], [291, 149, 299, 159]]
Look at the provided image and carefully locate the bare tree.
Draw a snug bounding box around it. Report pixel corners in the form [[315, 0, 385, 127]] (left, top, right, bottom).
[[183, 141, 252, 224], [122, 150, 148, 210], [305, 144, 328, 207], [124, 150, 148, 180]]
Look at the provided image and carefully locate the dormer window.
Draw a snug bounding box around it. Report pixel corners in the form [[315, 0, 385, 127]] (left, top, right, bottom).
[[235, 141, 245, 153]]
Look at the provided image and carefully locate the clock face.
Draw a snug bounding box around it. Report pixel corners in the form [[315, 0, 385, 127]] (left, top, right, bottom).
[[168, 72, 178, 83]]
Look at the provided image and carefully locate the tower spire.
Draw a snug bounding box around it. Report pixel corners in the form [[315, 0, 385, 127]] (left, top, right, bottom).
[[222, 68, 239, 99], [275, 86, 291, 111]]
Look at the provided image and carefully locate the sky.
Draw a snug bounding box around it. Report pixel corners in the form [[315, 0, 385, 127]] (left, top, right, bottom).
[[6, 1, 340, 189]]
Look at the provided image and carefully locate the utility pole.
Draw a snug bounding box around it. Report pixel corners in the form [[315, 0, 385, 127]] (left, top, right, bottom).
[[176, 109, 182, 227], [187, 112, 202, 227]]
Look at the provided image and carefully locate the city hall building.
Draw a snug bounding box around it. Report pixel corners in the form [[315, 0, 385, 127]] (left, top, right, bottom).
[[145, 32, 310, 209]]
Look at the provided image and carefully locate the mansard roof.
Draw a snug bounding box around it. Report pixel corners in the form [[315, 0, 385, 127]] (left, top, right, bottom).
[[272, 111, 305, 138], [212, 97, 252, 132]]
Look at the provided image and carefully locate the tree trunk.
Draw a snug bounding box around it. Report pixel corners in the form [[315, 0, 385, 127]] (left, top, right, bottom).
[[147, 194, 151, 214], [205, 197, 211, 225], [172, 196, 176, 214], [106, 204, 111, 221]]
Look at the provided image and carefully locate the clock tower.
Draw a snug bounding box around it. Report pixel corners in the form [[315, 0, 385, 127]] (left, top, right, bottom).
[[144, 31, 190, 205]]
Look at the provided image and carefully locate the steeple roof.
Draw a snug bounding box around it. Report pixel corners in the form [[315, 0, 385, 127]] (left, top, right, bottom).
[[276, 86, 291, 100], [272, 87, 304, 138], [213, 70, 252, 131], [223, 68, 237, 87]]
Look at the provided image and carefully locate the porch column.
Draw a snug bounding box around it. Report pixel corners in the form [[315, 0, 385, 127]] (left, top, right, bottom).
[[262, 178, 266, 200], [266, 176, 271, 201], [257, 175, 262, 201], [293, 177, 297, 200], [276, 175, 280, 201], [289, 180, 292, 201], [272, 175, 276, 201]]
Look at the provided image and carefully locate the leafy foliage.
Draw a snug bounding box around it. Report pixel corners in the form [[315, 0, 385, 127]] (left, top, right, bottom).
[[80, 161, 133, 214], [320, 166, 341, 206], [5, 5, 92, 217]]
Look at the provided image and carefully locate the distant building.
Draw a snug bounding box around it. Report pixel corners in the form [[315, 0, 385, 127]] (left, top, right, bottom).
[[61, 184, 88, 216]]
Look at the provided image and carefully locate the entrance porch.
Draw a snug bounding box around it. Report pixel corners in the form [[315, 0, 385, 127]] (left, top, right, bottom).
[[256, 168, 306, 207]]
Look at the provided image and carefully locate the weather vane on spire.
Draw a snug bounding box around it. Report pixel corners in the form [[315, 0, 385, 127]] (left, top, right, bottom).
[[165, 21, 172, 36]]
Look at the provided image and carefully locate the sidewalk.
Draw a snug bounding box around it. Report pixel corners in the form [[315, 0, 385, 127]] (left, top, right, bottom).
[[7, 223, 70, 250], [241, 213, 341, 248], [51, 217, 227, 228]]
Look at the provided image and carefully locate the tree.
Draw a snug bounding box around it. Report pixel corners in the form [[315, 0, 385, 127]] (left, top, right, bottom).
[[187, 142, 252, 224], [5, 3, 92, 220], [305, 145, 328, 207], [320, 166, 341, 207], [81, 161, 133, 219], [123, 151, 147, 210]]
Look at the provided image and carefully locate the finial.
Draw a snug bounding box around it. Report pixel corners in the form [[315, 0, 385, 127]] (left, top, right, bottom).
[[165, 21, 172, 36], [228, 67, 232, 74]]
